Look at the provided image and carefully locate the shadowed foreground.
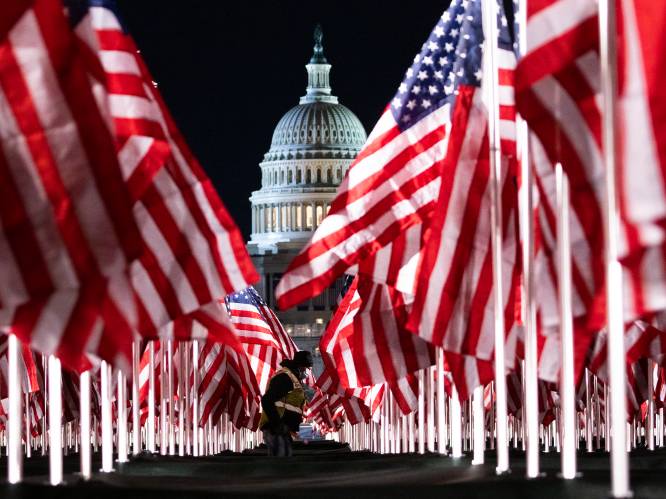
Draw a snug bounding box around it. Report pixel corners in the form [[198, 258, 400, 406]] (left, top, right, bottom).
[[1, 441, 665, 498]]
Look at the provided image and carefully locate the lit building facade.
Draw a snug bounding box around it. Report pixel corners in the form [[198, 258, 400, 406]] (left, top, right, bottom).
[[247, 26, 366, 368]]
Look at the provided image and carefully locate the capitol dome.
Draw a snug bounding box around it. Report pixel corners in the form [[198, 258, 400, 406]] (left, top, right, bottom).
[[248, 25, 367, 253]]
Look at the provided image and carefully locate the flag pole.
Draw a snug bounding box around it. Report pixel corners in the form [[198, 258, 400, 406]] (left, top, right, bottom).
[[417, 369, 425, 454], [647, 359, 655, 450], [7, 334, 23, 484], [117, 370, 128, 463], [100, 361, 113, 472], [516, 0, 540, 479], [598, 0, 631, 495], [556, 163, 577, 479], [178, 343, 185, 456], [472, 385, 485, 464], [167, 340, 175, 455], [48, 355, 63, 485], [160, 343, 167, 455], [427, 366, 435, 452], [192, 341, 200, 457], [80, 370, 91, 479], [131, 340, 141, 455], [147, 341, 156, 453], [482, 0, 509, 474], [436, 348, 447, 455], [450, 385, 463, 458]]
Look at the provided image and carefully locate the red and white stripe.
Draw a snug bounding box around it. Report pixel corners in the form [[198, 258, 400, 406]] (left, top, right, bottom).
[[0, 0, 147, 371]]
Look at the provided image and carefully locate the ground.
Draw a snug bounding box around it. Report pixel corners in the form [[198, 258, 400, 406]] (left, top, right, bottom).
[[1, 442, 665, 498]]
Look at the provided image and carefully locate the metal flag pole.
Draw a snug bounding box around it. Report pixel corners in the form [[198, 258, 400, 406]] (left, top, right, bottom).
[[131, 340, 141, 455], [482, 0, 509, 474], [417, 369, 425, 454], [436, 348, 447, 454], [178, 343, 185, 456], [7, 334, 23, 484], [147, 341, 156, 453], [117, 370, 128, 463], [517, 0, 540, 478], [24, 393, 31, 459], [450, 385, 463, 458], [192, 341, 200, 457], [184, 342, 191, 455], [556, 163, 577, 479], [647, 359, 655, 450], [598, 0, 631, 495], [80, 370, 92, 479], [472, 385, 485, 464], [167, 340, 175, 455], [427, 366, 435, 452], [48, 355, 63, 485], [585, 369, 594, 452], [160, 343, 167, 455], [100, 361, 113, 472]]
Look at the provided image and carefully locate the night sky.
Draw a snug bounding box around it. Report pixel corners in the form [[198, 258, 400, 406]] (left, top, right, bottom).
[[114, 1, 451, 239]]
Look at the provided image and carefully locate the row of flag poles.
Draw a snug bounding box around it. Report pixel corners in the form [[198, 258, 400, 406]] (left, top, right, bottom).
[[1, 0, 666, 498]]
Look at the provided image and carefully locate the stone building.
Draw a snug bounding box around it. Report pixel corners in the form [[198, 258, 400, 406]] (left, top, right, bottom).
[[247, 26, 366, 367]]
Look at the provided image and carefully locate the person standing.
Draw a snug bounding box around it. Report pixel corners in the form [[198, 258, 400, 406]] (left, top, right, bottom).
[[259, 351, 313, 456]]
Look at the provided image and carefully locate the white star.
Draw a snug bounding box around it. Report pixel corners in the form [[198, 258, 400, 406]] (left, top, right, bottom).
[[459, 51, 467, 59], [442, 12, 451, 22], [445, 42, 454, 52], [414, 54, 421, 63], [456, 14, 464, 23], [463, 34, 471, 40], [392, 98, 402, 109], [421, 99, 432, 109], [434, 26, 445, 37], [445, 84, 454, 94], [428, 85, 439, 95], [428, 41, 438, 51], [439, 57, 448, 66], [406, 99, 417, 110], [474, 69, 482, 81], [402, 115, 412, 123], [450, 28, 459, 37], [412, 85, 422, 95], [434, 70, 444, 80], [457, 68, 464, 77], [417, 70, 428, 81], [406, 68, 414, 78], [423, 56, 434, 66], [461, 0, 469, 6], [448, 72, 456, 81], [501, 16, 508, 26], [399, 83, 408, 94]]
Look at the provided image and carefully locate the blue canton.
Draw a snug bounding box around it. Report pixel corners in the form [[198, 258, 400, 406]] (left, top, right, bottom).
[[65, 0, 128, 32], [225, 287, 266, 312], [390, 0, 515, 132]]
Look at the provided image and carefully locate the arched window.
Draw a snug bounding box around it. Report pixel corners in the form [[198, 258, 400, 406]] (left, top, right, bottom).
[[288, 169, 293, 184], [306, 169, 311, 184], [316, 169, 321, 184], [306, 205, 313, 230], [296, 169, 302, 184], [280, 169, 284, 185]]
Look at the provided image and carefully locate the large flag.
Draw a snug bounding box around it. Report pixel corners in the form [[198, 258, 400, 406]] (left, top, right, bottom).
[[0, 0, 147, 369], [515, 0, 666, 322], [67, 1, 259, 346], [405, 0, 521, 398]]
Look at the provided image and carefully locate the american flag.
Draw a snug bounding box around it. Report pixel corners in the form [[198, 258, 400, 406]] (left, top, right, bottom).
[[0, 0, 148, 371], [405, 0, 521, 399], [515, 0, 666, 325], [225, 287, 298, 392], [66, 1, 259, 355]]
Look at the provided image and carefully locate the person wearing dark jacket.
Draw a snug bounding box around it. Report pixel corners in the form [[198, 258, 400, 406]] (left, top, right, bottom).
[[259, 351, 313, 456]]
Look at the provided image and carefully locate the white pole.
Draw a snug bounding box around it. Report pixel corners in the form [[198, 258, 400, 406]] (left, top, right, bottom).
[[100, 361, 113, 472], [7, 334, 22, 484], [647, 359, 655, 450], [450, 385, 463, 458], [436, 348, 447, 454], [178, 344, 185, 456], [417, 369, 425, 454], [131, 340, 140, 455], [192, 342, 200, 457], [160, 343, 167, 456], [24, 393, 31, 459], [408, 411, 415, 453], [585, 369, 594, 452], [427, 366, 435, 452], [472, 385, 485, 464], [117, 370, 128, 463], [147, 341, 156, 453], [167, 340, 175, 455], [598, 0, 630, 495], [556, 163, 577, 479], [80, 370, 91, 479], [482, 0, 509, 474], [48, 355, 63, 485]]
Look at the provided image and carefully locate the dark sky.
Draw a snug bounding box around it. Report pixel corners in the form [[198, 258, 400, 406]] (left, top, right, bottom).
[[114, 1, 450, 239]]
